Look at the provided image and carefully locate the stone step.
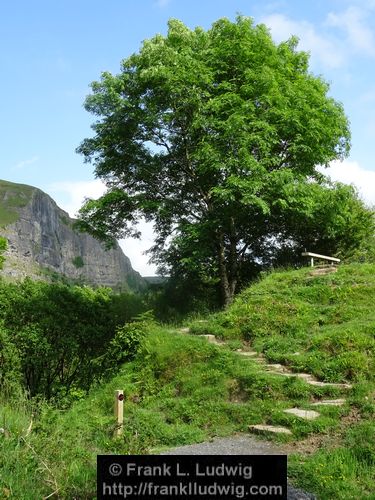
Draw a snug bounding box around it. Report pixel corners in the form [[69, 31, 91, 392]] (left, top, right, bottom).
[[249, 424, 292, 436], [236, 350, 259, 357], [265, 370, 314, 381], [199, 334, 216, 341], [293, 373, 315, 381], [311, 399, 346, 406], [310, 267, 337, 276], [198, 334, 224, 345], [283, 408, 320, 420], [252, 357, 266, 363], [265, 363, 291, 373], [306, 380, 352, 389], [263, 370, 352, 389]]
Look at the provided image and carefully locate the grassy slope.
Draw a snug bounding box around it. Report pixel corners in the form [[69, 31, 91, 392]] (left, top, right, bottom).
[[1, 263, 374, 499], [0, 179, 34, 226], [191, 263, 375, 383]]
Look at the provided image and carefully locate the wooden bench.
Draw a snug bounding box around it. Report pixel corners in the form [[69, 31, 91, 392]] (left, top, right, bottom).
[[301, 252, 340, 268]]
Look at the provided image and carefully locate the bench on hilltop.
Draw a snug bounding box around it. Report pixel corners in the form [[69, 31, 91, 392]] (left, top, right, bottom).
[[301, 252, 340, 268]]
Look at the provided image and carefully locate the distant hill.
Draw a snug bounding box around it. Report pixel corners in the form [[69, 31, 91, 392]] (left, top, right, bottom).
[[0, 179, 145, 291]]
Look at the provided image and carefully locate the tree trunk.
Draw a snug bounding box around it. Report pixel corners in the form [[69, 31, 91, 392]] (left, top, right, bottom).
[[228, 217, 238, 299], [217, 232, 237, 308]]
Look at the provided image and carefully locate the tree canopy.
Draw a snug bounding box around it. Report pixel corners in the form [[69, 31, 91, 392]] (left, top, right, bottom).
[[77, 16, 371, 306]]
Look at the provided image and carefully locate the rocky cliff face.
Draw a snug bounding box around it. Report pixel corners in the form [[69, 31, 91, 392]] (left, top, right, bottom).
[[0, 180, 145, 291]]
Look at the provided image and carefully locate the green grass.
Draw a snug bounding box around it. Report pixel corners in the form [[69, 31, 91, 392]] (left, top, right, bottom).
[[0, 179, 34, 226], [190, 263, 375, 383], [1, 263, 374, 498]]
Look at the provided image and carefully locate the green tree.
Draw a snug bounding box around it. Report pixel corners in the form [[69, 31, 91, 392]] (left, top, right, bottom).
[[77, 16, 352, 306], [261, 180, 374, 267]]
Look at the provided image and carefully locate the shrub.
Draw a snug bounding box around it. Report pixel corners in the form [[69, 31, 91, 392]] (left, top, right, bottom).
[[72, 256, 84, 268], [0, 280, 150, 401]]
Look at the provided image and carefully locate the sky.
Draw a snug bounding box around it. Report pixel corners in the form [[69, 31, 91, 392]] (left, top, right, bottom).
[[1, 0, 375, 275]]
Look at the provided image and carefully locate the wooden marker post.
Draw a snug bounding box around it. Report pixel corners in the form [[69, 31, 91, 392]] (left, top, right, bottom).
[[114, 390, 124, 437]]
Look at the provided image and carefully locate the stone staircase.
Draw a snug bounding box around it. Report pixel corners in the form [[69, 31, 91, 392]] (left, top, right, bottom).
[[196, 333, 350, 437]]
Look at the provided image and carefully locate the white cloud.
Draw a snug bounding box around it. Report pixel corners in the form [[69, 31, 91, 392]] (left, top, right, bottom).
[[48, 179, 107, 218], [13, 156, 39, 170], [261, 14, 345, 68], [319, 160, 375, 207], [47, 179, 157, 276], [119, 220, 157, 276], [326, 6, 375, 56]]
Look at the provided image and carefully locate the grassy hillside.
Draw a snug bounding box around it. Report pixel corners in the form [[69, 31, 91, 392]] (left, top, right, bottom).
[[1, 263, 374, 499], [190, 263, 375, 498], [191, 263, 375, 383], [0, 179, 34, 226]]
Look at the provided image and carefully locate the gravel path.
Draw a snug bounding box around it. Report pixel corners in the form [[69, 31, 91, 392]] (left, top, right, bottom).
[[162, 434, 286, 455], [162, 434, 316, 499]]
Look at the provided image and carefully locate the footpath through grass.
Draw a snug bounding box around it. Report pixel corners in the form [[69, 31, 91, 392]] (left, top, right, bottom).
[[1, 263, 374, 499]]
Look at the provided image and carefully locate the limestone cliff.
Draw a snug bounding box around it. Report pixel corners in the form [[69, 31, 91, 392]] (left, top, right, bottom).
[[0, 180, 145, 291]]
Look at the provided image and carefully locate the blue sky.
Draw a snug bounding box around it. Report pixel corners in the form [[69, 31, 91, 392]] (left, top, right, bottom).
[[1, 0, 375, 275]]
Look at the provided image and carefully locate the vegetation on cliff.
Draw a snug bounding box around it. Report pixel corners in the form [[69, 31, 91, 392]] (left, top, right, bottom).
[[0, 180, 34, 226]]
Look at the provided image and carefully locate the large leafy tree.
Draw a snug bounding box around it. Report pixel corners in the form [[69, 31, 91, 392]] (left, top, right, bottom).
[[77, 17, 352, 306]]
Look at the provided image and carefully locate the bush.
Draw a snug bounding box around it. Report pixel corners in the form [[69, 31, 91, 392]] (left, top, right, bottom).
[[0, 280, 150, 401], [101, 315, 150, 376], [0, 323, 22, 399]]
